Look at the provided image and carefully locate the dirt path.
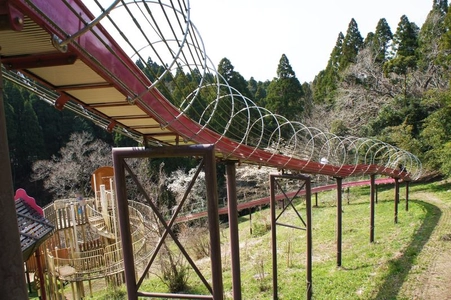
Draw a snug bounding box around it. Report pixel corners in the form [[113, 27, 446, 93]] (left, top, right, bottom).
[[400, 191, 451, 299]]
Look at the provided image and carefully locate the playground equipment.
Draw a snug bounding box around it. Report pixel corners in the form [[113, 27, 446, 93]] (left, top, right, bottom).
[[25, 167, 152, 299]]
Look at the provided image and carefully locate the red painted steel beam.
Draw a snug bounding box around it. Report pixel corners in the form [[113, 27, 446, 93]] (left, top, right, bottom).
[[2, 52, 77, 69], [0, 1, 24, 31], [174, 178, 396, 223]]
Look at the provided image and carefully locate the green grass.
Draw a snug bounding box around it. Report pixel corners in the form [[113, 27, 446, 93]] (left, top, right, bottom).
[[30, 180, 449, 299], [221, 182, 443, 299], [225, 188, 429, 299]]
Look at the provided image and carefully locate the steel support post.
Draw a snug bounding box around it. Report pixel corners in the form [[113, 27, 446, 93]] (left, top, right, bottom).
[[305, 178, 313, 300], [394, 178, 399, 224], [370, 174, 376, 243], [0, 64, 29, 299], [336, 177, 343, 267], [204, 148, 224, 300], [270, 173, 312, 299], [113, 145, 223, 299], [270, 175, 278, 299], [225, 161, 242, 300], [113, 153, 138, 300], [376, 185, 378, 204], [405, 181, 409, 211]]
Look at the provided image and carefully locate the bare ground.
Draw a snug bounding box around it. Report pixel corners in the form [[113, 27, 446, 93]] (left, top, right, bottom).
[[399, 191, 451, 300]]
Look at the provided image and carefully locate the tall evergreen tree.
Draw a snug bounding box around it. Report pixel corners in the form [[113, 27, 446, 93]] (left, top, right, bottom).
[[20, 99, 47, 161], [4, 101, 17, 144], [301, 82, 314, 117], [3, 81, 18, 141], [217, 57, 252, 99], [329, 32, 345, 72], [340, 18, 364, 70], [371, 18, 393, 63], [417, 1, 448, 80], [420, 91, 451, 174], [207, 58, 253, 140], [255, 80, 269, 105], [384, 15, 419, 76], [433, 0, 448, 12], [3, 83, 47, 190], [172, 66, 200, 108], [363, 32, 375, 49], [441, 0, 451, 69], [392, 15, 419, 58], [265, 54, 304, 122], [247, 77, 258, 99], [136, 57, 173, 101], [313, 32, 344, 103], [137, 57, 166, 83]]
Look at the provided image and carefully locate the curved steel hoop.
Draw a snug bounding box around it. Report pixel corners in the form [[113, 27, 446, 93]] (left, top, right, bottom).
[[87, 0, 421, 179]]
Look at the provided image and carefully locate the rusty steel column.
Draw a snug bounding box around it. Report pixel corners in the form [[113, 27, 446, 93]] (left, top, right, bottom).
[[394, 178, 399, 224], [270, 174, 312, 299], [375, 184, 378, 204], [370, 174, 376, 243], [113, 145, 223, 299], [336, 177, 343, 267], [112, 152, 138, 300], [0, 65, 29, 299], [204, 146, 223, 300], [405, 181, 409, 211], [225, 161, 241, 300], [305, 178, 313, 300], [270, 175, 278, 299]]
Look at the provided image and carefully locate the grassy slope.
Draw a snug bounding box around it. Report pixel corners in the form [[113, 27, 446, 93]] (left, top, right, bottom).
[[31, 180, 451, 299], [224, 183, 434, 299]]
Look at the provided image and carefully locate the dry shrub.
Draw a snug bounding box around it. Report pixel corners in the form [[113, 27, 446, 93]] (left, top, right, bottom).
[[180, 223, 210, 260]]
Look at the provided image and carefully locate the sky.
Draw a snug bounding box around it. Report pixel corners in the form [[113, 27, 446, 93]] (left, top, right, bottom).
[[189, 0, 433, 83]]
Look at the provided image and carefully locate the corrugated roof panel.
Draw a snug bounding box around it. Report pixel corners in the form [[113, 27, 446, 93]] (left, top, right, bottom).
[[144, 135, 192, 145], [67, 87, 125, 104], [120, 118, 160, 127], [95, 105, 149, 117], [30, 60, 106, 87], [0, 17, 54, 56], [136, 128, 174, 135]]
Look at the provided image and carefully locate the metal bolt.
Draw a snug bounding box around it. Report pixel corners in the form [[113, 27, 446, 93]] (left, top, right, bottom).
[[15, 17, 23, 25]]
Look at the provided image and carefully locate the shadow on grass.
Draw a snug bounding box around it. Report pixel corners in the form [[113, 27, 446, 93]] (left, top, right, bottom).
[[409, 180, 451, 194], [374, 199, 441, 300]]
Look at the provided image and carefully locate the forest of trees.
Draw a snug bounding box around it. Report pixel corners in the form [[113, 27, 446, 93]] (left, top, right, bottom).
[[4, 0, 451, 204]]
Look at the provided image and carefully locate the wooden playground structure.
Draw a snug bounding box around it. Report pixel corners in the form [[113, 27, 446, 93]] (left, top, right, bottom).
[[25, 167, 153, 299]]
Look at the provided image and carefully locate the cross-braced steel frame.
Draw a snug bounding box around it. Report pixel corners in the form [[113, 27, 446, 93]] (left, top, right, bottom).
[[270, 173, 312, 300], [112, 144, 223, 300]]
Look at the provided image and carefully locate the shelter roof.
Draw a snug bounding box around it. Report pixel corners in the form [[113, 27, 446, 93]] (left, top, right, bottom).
[[14, 189, 54, 261]]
